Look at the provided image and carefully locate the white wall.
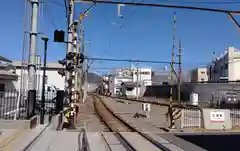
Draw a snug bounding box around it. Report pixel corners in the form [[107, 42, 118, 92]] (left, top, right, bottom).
[[15, 68, 65, 91], [132, 68, 152, 86]]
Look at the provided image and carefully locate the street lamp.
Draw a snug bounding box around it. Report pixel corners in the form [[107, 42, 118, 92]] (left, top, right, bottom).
[[40, 36, 49, 124]]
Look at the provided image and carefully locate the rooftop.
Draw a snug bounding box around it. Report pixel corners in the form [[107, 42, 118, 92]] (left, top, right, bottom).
[[12, 61, 64, 69], [0, 56, 12, 63]]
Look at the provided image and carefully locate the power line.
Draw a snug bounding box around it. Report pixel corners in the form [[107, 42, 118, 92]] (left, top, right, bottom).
[[228, 13, 240, 28], [79, 0, 240, 14], [158, 0, 240, 5], [85, 57, 180, 64]]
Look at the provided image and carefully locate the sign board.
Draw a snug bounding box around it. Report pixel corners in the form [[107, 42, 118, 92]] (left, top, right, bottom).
[[142, 103, 151, 112], [210, 112, 225, 122]]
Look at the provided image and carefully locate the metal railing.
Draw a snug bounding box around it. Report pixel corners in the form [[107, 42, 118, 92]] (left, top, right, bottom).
[[230, 109, 240, 129], [35, 90, 56, 115], [180, 108, 202, 129]]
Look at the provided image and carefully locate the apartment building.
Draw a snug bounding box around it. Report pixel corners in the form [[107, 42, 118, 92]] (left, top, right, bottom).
[[209, 47, 240, 82], [191, 67, 209, 82]]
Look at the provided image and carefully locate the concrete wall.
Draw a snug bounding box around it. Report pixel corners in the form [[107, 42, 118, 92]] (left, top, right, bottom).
[[143, 83, 240, 103], [0, 115, 38, 129]]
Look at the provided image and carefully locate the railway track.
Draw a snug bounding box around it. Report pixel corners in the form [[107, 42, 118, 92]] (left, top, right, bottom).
[[93, 95, 175, 151], [106, 95, 201, 109]]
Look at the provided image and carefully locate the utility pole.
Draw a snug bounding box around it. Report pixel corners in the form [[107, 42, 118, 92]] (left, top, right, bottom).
[[136, 61, 139, 100], [169, 12, 176, 128], [66, 0, 74, 100], [177, 40, 182, 104], [28, 0, 39, 90], [40, 36, 49, 124]]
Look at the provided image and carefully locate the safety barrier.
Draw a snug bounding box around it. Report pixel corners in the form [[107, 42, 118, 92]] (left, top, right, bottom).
[[180, 108, 202, 129], [230, 109, 240, 129]]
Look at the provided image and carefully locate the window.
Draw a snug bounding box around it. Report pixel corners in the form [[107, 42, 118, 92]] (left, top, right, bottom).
[[126, 87, 134, 91], [201, 71, 205, 74]]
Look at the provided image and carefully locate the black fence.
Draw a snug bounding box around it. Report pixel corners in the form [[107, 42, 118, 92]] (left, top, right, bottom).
[[0, 89, 65, 120]]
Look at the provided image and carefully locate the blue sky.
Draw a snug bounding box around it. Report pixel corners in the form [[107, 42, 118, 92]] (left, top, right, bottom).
[[1, 0, 240, 74]]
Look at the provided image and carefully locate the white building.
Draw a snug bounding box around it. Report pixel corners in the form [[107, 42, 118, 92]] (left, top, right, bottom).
[[0, 56, 18, 92], [109, 67, 152, 97], [209, 47, 240, 82], [111, 75, 132, 96], [121, 81, 143, 98], [132, 68, 152, 86], [13, 61, 65, 91], [190, 67, 209, 82]]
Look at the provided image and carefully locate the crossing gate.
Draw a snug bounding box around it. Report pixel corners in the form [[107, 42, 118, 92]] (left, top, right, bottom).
[[180, 108, 202, 129], [170, 108, 182, 128]]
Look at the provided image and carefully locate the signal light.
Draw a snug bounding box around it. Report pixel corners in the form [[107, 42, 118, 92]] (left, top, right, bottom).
[[54, 30, 65, 42], [58, 69, 65, 77], [77, 53, 85, 64], [66, 63, 74, 71], [58, 59, 67, 66], [66, 52, 76, 60]]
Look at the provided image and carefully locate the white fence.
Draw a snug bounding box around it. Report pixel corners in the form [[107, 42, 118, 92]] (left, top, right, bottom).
[[180, 108, 240, 129], [230, 109, 240, 128], [180, 108, 202, 129]]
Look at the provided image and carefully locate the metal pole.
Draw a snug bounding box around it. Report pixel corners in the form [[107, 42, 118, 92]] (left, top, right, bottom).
[[81, 23, 85, 103], [20, 0, 29, 98], [40, 36, 48, 124], [170, 12, 176, 128], [65, 0, 74, 101], [28, 0, 39, 91], [178, 40, 182, 104], [136, 61, 139, 100]]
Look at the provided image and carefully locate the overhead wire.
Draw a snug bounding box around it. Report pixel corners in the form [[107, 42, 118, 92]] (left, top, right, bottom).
[[157, 0, 240, 5], [228, 13, 240, 28], [85, 57, 179, 64], [82, 0, 240, 30], [80, 0, 240, 14], [119, 0, 144, 28]]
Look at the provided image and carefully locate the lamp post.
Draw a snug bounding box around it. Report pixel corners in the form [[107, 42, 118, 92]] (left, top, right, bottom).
[[40, 36, 49, 124]]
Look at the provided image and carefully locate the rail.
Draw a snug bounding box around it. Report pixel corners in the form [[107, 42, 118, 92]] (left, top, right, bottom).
[[106, 95, 202, 109], [93, 95, 173, 151]]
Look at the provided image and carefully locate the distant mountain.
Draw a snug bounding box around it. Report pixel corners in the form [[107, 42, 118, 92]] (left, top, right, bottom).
[[87, 72, 101, 83]]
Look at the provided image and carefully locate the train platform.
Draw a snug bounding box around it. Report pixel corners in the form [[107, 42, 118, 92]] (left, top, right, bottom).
[[0, 124, 48, 151]]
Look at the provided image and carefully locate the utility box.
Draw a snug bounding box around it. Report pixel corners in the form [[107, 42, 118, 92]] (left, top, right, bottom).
[[202, 109, 232, 130]]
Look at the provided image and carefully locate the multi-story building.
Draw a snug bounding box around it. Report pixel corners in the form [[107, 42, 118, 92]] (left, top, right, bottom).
[[190, 67, 209, 82], [111, 75, 132, 96], [132, 68, 152, 86], [110, 67, 152, 96], [209, 47, 240, 82]]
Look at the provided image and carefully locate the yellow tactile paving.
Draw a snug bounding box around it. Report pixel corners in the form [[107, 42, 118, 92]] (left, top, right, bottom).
[[0, 130, 25, 151]]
